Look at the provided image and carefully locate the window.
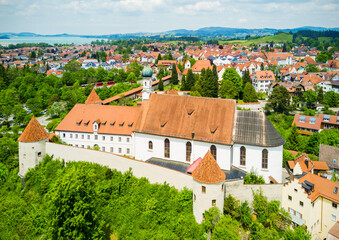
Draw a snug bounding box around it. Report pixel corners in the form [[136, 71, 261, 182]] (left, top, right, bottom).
[[127, 138, 130, 143], [110, 136, 113, 141], [81, 145, 84, 148], [81, 134, 84, 139], [102, 136, 105, 141], [210, 145, 217, 161], [148, 141, 153, 150], [240, 146, 246, 166], [331, 214, 337, 221], [212, 200, 216, 206], [333, 202, 338, 209], [119, 137, 121, 142], [63, 133, 65, 138], [324, 115, 330, 122], [299, 116, 306, 122], [87, 135, 90, 140], [95, 135, 98, 140], [37, 152, 42, 157], [164, 139, 170, 158], [288, 195, 292, 201], [294, 188, 298, 193], [75, 134, 78, 139], [335, 187, 338, 194], [70, 134, 73, 138], [110, 147, 113, 153], [309, 117, 316, 124], [300, 201, 304, 207], [202, 186, 206, 193], [127, 148, 130, 154], [262, 149, 268, 169], [186, 142, 192, 162], [102, 147, 105, 152], [119, 148, 122, 153]]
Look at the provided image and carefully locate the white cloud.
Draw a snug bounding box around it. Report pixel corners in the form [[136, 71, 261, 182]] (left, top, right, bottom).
[[177, 1, 221, 14]]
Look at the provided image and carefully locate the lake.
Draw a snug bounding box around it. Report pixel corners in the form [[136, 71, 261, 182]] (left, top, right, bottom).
[[0, 36, 108, 46]]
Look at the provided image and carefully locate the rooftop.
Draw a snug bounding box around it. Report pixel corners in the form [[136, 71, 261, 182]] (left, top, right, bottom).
[[18, 117, 49, 142]]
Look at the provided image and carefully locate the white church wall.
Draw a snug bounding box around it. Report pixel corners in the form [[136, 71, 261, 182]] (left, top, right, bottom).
[[232, 144, 283, 183], [45, 142, 192, 190], [134, 132, 232, 170], [55, 131, 134, 156]]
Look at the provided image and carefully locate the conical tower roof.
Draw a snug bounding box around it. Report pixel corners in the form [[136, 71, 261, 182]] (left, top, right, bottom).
[[192, 151, 226, 184], [85, 89, 101, 104], [18, 117, 49, 142]]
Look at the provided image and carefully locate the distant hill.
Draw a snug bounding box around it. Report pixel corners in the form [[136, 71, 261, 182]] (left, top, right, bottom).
[[1, 26, 338, 40]]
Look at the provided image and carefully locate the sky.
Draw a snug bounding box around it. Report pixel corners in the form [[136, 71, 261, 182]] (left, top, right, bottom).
[[0, 0, 338, 35]]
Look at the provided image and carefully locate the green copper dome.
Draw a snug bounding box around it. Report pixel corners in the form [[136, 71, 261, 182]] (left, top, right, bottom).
[[142, 65, 153, 77]]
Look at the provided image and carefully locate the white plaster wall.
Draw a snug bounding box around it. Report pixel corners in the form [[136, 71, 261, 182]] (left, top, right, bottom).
[[232, 144, 283, 183], [224, 179, 282, 203], [46, 142, 192, 190], [134, 132, 232, 170], [55, 131, 134, 156], [193, 179, 224, 223], [19, 138, 48, 177]]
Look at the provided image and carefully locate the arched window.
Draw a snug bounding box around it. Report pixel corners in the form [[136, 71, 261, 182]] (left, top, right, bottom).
[[148, 141, 153, 150], [262, 149, 268, 169], [210, 145, 217, 161], [240, 146, 246, 166], [186, 142, 192, 162], [164, 139, 170, 158]]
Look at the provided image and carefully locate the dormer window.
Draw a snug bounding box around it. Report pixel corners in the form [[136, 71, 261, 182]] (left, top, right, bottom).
[[93, 122, 98, 132], [76, 119, 82, 126], [84, 119, 90, 126], [110, 121, 115, 127]]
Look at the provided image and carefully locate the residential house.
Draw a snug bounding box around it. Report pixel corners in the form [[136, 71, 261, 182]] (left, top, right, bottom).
[[252, 70, 275, 93], [282, 173, 339, 240], [286, 153, 329, 176], [319, 144, 339, 174]]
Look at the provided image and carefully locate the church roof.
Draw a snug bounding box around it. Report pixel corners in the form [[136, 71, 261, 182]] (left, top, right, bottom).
[[18, 117, 49, 142], [192, 151, 226, 184], [233, 111, 285, 147], [134, 94, 235, 145], [55, 104, 140, 135], [85, 89, 101, 104]]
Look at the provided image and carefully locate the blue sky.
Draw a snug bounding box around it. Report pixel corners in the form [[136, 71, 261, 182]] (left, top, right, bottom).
[[0, 0, 338, 35]]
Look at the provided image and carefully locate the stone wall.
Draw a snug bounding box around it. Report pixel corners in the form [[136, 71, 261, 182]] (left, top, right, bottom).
[[46, 142, 192, 190], [224, 179, 282, 203]]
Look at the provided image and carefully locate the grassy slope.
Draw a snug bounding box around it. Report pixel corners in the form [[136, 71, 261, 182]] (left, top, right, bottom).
[[221, 33, 293, 45]]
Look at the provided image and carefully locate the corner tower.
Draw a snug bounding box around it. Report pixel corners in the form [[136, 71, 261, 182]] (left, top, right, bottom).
[[192, 151, 226, 223], [141, 64, 153, 100], [18, 117, 49, 177]]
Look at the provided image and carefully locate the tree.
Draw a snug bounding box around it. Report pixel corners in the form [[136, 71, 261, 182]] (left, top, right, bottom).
[[315, 50, 332, 63], [48, 102, 66, 118], [198, 68, 218, 98], [47, 165, 107, 239], [158, 79, 164, 91], [243, 170, 265, 184], [126, 72, 137, 83], [305, 132, 319, 155], [283, 226, 311, 240], [286, 124, 300, 151], [211, 215, 240, 240], [302, 90, 317, 108], [223, 194, 239, 218], [186, 69, 195, 91], [64, 60, 81, 72], [202, 207, 221, 233], [220, 80, 237, 99], [243, 82, 258, 103], [316, 86, 324, 104], [222, 68, 242, 99], [180, 75, 186, 91], [252, 189, 269, 224], [265, 86, 291, 114], [29, 50, 36, 59], [238, 201, 253, 229], [171, 64, 179, 85], [95, 67, 108, 82], [324, 91, 339, 107], [305, 64, 320, 72], [242, 69, 251, 86]]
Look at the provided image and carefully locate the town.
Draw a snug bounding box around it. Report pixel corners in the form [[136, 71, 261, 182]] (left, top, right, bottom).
[[0, 29, 339, 239]]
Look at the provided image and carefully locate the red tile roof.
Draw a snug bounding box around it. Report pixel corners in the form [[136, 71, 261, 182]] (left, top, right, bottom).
[[187, 157, 202, 174], [85, 89, 102, 104], [192, 151, 225, 184], [18, 117, 49, 142], [292, 114, 322, 131]]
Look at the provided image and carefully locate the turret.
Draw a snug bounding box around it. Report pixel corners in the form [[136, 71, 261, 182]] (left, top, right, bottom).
[[141, 64, 153, 100], [192, 151, 226, 223], [85, 88, 102, 104], [18, 117, 49, 177]]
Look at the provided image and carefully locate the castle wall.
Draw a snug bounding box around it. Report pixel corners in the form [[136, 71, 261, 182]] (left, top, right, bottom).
[[45, 142, 192, 190], [224, 179, 282, 203]]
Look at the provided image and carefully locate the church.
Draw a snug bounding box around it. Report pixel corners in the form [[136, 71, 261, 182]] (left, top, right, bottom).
[[54, 65, 285, 183]]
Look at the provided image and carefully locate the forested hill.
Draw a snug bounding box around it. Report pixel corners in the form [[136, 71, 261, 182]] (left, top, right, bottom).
[[0, 155, 310, 239]]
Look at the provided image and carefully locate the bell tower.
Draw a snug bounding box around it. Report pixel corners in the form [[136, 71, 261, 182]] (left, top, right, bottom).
[[141, 64, 153, 100]]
